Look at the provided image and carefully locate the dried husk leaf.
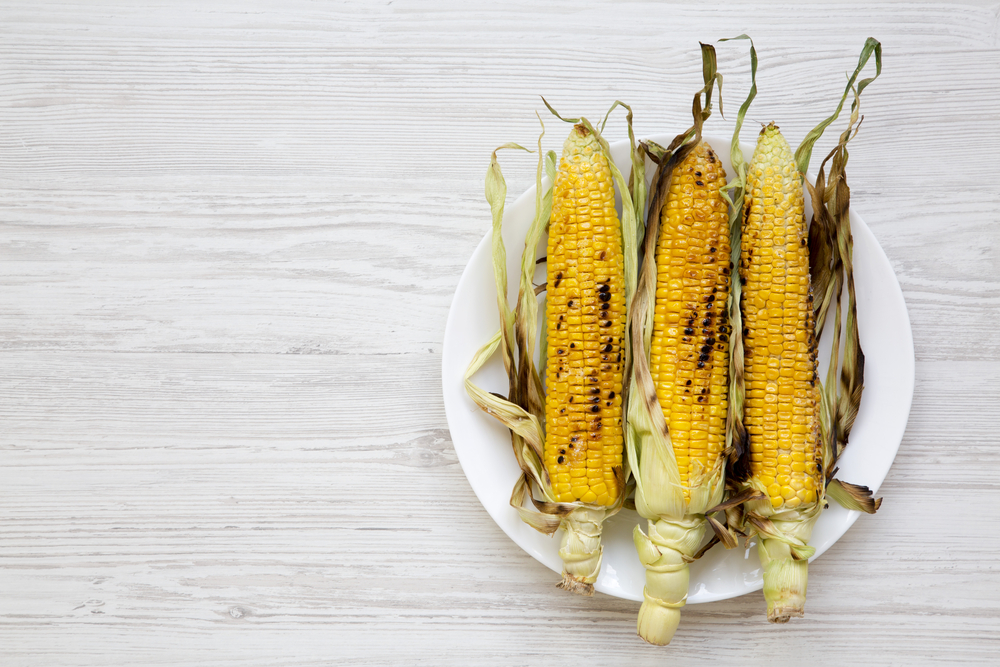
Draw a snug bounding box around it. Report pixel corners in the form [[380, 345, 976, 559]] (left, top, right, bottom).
[[826, 478, 882, 514], [718, 34, 758, 489], [629, 43, 734, 647], [467, 105, 644, 595], [730, 38, 883, 623]]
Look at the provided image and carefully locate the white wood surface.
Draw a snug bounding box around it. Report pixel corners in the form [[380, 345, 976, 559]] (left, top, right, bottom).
[[2, 2, 998, 664]]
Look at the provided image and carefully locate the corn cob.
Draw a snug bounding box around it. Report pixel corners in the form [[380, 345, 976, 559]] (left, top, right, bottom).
[[544, 123, 626, 592], [634, 140, 730, 645], [740, 123, 822, 623], [650, 140, 731, 498]]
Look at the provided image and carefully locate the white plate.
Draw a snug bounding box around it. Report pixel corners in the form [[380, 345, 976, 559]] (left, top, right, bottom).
[[441, 134, 914, 603]]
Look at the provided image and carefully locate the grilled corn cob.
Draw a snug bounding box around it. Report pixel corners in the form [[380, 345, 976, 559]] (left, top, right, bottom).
[[740, 123, 822, 623], [650, 140, 731, 498], [545, 123, 626, 591], [634, 140, 730, 645]]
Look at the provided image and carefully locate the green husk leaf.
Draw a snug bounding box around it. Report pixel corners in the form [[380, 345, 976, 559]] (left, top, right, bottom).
[[794, 37, 882, 175], [827, 478, 882, 514], [746, 514, 817, 561], [512, 118, 556, 425]]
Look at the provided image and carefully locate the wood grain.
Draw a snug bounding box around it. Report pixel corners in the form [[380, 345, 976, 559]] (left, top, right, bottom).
[[1, 1, 998, 664]]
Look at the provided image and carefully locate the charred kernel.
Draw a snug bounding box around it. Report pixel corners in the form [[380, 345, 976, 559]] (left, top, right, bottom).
[[598, 283, 610, 293], [695, 171, 702, 177], [697, 396, 704, 402], [590, 405, 600, 413], [706, 294, 715, 303], [556, 323, 561, 330], [569, 343, 575, 348], [703, 318, 712, 326], [701, 345, 711, 354], [684, 328, 694, 335], [599, 292, 611, 302], [598, 250, 606, 260], [696, 180, 704, 186], [557, 349, 565, 355], [601, 320, 612, 327], [709, 247, 716, 253], [590, 387, 600, 395], [591, 396, 600, 403], [697, 361, 705, 368], [608, 391, 615, 399], [706, 337, 715, 346], [616, 353, 622, 362], [699, 353, 710, 362], [567, 300, 574, 307], [559, 449, 566, 455], [557, 456, 565, 464], [686, 379, 692, 386], [719, 334, 728, 342], [554, 273, 563, 287], [729, 261, 735, 269], [602, 344, 613, 352]]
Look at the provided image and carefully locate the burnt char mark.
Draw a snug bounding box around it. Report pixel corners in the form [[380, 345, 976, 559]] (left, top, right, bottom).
[[554, 272, 563, 288]]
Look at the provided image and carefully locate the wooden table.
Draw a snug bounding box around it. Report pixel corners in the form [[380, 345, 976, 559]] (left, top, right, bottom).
[[2, 2, 997, 664]]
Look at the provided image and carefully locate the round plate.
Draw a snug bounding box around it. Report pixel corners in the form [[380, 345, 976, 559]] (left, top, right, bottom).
[[441, 134, 914, 603]]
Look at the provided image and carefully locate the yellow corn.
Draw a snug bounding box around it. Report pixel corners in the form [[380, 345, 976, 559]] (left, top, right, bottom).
[[650, 140, 731, 496], [741, 123, 821, 511], [545, 124, 626, 506]]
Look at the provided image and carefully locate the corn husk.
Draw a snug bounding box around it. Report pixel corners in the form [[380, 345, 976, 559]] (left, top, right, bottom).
[[730, 38, 884, 623], [465, 104, 645, 595], [628, 42, 750, 646]]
